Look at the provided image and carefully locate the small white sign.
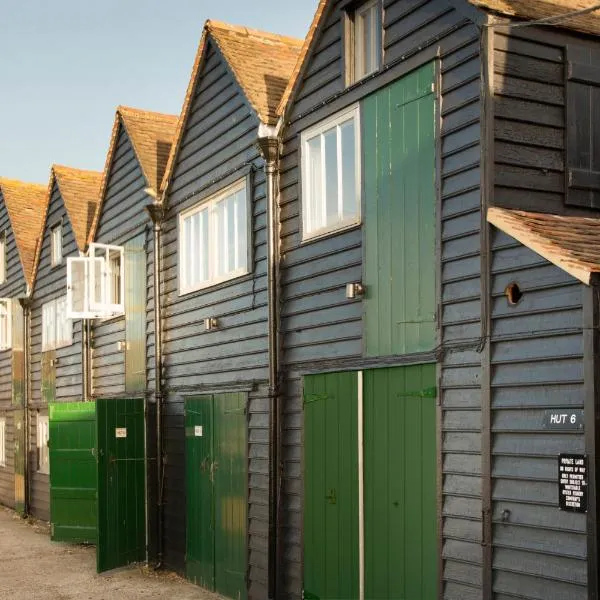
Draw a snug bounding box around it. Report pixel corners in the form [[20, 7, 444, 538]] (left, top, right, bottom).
[[194, 425, 203, 437], [115, 427, 127, 438]]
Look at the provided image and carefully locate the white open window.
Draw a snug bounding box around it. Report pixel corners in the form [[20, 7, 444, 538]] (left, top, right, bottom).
[[179, 179, 249, 294], [37, 415, 49, 474], [66, 243, 124, 319], [42, 296, 72, 350], [301, 105, 361, 240], [0, 418, 5, 468], [0, 299, 11, 351], [347, 0, 382, 85], [0, 233, 6, 284], [51, 223, 62, 266]]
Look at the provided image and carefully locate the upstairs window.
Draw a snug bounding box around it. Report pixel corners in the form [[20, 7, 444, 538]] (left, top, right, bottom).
[[301, 105, 361, 239], [346, 0, 382, 85], [37, 415, 49, 474], [42, 296, 72, 351], [0, 418, 5, 468], [51, 223, 62, 266], [0, 233, 6, 284], [179, 179, 249, 294], [0, 299, 11, 351]]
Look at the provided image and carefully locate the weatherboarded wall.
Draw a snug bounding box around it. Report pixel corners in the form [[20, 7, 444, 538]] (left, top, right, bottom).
[[29, 182, 84, 521], [278, 1, 484, 597], [161, 39, 270, 599]]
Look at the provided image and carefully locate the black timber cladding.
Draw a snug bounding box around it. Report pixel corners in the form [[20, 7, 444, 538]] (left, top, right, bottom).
[[278, 1, 483, 598], [161, 40, 270, 598], [91, 125, 154, 399], [29, 181, 83, 521], [0, 190, 27, 509]]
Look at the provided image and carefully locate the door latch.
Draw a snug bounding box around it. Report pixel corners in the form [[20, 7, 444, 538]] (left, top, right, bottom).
[[325, 488, 337, 505]]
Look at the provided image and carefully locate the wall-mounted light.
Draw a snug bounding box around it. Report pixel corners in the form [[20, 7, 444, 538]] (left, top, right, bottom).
[[345, 282, 365, 299], [204, 317, 219, 331]]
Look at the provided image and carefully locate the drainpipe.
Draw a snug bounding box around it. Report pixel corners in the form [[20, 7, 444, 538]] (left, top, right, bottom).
[[145, 200, 165, 569], [18, 297, 31, 516], [257, 121, 282, 600], [82, 319, 91, 401]]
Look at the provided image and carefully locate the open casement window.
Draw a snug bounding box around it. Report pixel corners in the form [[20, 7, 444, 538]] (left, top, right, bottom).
[[0, 299, 12, 351], [37, 415, 49, 474], [42, 296, 72, 351], [301, 105, 361, 239], [66, 243, 124, 319], [51, 223, 62, 266]]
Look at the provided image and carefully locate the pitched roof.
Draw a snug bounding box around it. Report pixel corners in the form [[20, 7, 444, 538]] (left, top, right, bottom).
[[0, 178, 48, 287], [487, 206, 600, 285], [467, 1, 600, 36], [90, 105, 178, 242], [161, 19, 303, 194], [278, 0, 600, 120]]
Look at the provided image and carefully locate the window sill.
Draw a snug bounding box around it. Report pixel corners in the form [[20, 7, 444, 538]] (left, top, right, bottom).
[[179, 268, 251, 297], [302, 218, 361, 244]]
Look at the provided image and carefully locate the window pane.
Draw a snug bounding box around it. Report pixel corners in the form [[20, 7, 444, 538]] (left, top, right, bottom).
[[214, 199, 227, 278], [324, 128, 339, 226], [234, 189, 247, 272], [340, 120, 358, 219], [362, 10, 373, 74], [226, 195, 236, 273], [306, 136, 322, 232], [198, 209, 208, 283], [183, 213, 194, 289]]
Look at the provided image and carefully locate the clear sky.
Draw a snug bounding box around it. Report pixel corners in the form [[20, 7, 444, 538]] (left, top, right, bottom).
[[0, 1, 316, 185]]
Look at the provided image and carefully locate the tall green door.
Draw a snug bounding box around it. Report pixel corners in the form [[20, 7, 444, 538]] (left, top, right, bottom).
[[185, 393, 247, 600], [303, 366, 437, 600], [364, 365, 437, 600], [49, 402, 97, 543], [96, 398, 146, 573], [303, 372, 359, 600]]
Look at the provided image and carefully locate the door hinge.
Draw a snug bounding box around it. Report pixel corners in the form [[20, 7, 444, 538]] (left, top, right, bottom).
[[304, 393, 329, 405]]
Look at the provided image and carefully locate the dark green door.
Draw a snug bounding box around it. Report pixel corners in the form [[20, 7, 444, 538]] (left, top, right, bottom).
[[96, 398, 145, 573], [185, 393, 247, 600], [303, 366, 437, 600], [364, 365, 437, 600], [49, 402, 97, 543], [303, 372, 359, 600]]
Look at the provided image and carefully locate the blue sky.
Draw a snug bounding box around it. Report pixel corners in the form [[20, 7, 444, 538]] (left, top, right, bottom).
[[0, 1, 316, 184]]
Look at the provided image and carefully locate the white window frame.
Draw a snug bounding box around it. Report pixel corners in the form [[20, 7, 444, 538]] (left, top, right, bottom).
[[37, 415, 49, 475], [301, 105, 362, 241], [51, 223, 63, 266], [42, 296, 72, 351], [0, 299, 11, 351], [0, 233, 6, 284], [178, 178, 250, 295], [0, 418, 5, 468], [347, 0, 383, 85]]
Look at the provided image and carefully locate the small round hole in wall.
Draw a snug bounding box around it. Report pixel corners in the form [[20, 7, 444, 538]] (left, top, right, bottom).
[[505, 283, 523, 306]]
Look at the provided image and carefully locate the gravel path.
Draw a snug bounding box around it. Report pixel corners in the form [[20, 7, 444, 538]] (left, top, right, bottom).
[[0, 507, 221, 600]]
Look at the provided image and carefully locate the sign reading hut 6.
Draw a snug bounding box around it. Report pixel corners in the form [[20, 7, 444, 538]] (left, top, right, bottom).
[[66, 243, 125, 319]]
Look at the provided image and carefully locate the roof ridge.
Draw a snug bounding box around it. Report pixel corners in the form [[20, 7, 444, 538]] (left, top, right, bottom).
[[206, 19, 304, 46], [0, 177, 46, 190], [117, 105, 179, 123]]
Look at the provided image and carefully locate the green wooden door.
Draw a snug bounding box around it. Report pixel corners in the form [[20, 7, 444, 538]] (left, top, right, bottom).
[[49, 402, 97, 543], [185, 393, 247, 600], [364, 365, 437, 600], [303, 372, 359, 600], [96, 398, 146, 573], [363, 63, 436, 356]]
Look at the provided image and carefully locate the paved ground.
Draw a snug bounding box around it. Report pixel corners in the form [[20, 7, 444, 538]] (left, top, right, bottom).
[[0, 507, 221, 600]]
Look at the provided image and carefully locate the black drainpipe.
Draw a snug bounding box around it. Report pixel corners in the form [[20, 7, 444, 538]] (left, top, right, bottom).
[[257, 127, 281, 600], [145, 201, 164, 568], [82, 319, 91, 401], [18, 297, 31, 516]]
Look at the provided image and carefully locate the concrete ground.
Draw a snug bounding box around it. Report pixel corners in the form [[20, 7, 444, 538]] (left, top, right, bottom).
[[0, 506, 221, 600]]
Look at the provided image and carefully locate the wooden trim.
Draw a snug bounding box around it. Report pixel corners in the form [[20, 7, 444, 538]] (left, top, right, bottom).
[[568, 60, 600, 86], [583, 285, 599, 600], [569, 168, 600, 192]]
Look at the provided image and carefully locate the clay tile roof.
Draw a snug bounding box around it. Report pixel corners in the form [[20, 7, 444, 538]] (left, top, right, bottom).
[[161, 20, 303, 194], [467, 1, 600, 36], [0, 178, 48, 288], [52, 165, 102, 251], [90, 106, 178, 243], [488, 206, 600, 285]]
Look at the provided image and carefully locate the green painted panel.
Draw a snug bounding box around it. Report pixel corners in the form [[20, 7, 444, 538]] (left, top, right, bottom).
[[214, 393, 247, 600], [304, 372, 359, 600], [41, 351, 56, 404], [364, 364, 437, 600], [364, 63, 436, 356], [185, 394, 247, 600], [49, 402, 97, 543], [186, 395, 215, 590], [13, 411, 25, 515], [96, 398, 146, 573], [125, 234, 146, 394]]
